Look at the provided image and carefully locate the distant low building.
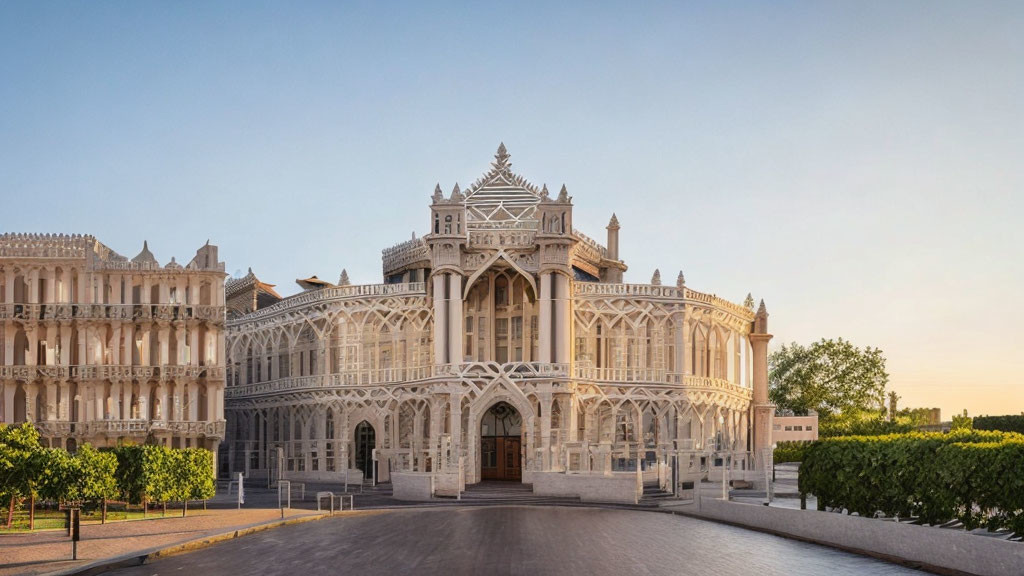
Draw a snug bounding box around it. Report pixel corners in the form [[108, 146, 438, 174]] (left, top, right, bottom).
[[773, 412, 818, 442]]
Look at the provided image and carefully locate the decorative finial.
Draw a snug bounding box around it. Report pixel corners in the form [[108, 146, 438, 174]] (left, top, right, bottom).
[[608, 213, 619, 228], [744, 293, 754, 309], [247, 267, 253, 275], [756, 299, 768, 317], [557, 184, 569, 202], [540, 184, 549, 200], [494, 142, 510, 168], [432, 183, 443, 202], [676, 271, 685, 288], [338, 269, 350, 286], [450, 182, 463, 201], [411, 231, 416, 240], [651, 269, 662, 286]]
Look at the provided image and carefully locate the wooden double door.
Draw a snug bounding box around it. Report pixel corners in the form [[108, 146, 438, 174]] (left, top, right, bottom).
[[480, 436, 522, 481]]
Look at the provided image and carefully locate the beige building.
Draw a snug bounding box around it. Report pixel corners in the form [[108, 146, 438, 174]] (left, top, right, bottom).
[[0, 234, 227, 457], [224, 145, 774, 501], [773, 413, 819, 442]]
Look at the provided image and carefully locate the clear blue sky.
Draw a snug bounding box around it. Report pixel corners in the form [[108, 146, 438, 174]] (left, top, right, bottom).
[[2, 1, 1022, 418]]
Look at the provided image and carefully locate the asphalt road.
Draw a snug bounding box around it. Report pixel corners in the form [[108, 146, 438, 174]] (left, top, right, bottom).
[[109, 506, 924, 576]]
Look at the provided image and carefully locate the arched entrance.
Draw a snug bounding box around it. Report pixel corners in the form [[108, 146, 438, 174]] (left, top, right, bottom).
[[354, 421, 376, 481], [480, 402, 522, 481]]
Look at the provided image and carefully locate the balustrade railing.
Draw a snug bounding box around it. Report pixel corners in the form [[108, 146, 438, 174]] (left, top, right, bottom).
[[0, 302, 224, 322], [33, 419, 226, 439], [226, 361, 572, 398], [0, 364, 225, 381]]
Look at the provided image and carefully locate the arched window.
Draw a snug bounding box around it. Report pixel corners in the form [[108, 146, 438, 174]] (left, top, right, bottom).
[[692, 325, 708, 377]]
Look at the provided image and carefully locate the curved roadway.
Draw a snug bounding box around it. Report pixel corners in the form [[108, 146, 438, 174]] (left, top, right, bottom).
[[109, 506, 923, 575]]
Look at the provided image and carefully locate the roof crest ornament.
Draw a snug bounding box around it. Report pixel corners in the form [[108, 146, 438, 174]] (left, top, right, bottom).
[[432, 183, 443, 203], [676, 271, 685, 288], [651, 269, 662, 286], [744, 293, 755, 310], [557, 184, 569, 203]]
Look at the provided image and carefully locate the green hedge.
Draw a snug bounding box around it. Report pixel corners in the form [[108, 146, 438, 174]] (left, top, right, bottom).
[[974, 414, 1024, 434], [799, 430, 1024, 534], [773, 441, 811, 463]]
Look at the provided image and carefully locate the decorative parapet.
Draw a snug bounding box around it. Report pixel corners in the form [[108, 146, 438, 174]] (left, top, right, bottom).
[[572, 229, 608, 259], [682, 287, 755, 319], [228, 282, 426, 325], [382, 237, 429, 273], [0, 233, 226, 272], [572, 282, 755, 320], [0, 233, 95, 259], [573, 282, 682, 299]]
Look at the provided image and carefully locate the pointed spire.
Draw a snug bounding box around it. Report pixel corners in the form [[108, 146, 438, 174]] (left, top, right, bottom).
[[676, 271, 685, 288], [432, 183, 443, 203], [540, 184, 550, 201], [651, 269, 662, 286], [338, 269, 350, 286], [450, 183, 463, 201], [744, 293, 755, 309], [608, 213, 620, 228], [756, 299, 768, 317], [557, 184, 569, 202], [493, 142, 510, 169]]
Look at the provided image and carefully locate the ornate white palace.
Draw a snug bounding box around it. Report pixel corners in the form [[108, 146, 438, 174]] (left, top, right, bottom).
[[0, 234, 227, 458], [224, 145, 774, 502]]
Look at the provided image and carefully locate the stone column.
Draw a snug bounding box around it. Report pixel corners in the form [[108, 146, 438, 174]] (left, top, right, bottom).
[[3, 383, 15, 423], [538, 273, 552, 363], [751, 301, 774, 473], [539, 393, 552, 471], [553, 273, 570, 364], [122, 381, 132, 420], [59, 381, 70, 421], [431, 274, 447, 364], [447, 273, 463, 364], [44, 381, 57, 420]]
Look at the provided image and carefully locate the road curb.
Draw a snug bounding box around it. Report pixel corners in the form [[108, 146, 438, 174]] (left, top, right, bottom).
[[42, 512, 334, 576]]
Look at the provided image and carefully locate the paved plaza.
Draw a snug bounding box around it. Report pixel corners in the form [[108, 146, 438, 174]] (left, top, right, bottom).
[[106, 506, 923, 576]]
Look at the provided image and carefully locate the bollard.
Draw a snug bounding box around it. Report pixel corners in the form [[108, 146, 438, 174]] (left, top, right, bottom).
[[70, 508, 81, 560]]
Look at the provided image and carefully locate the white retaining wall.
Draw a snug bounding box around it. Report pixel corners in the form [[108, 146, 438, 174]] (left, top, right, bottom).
[[533, 472, 640, 504], [691, 497, 1024, 576], [391, 472, 434, 501]]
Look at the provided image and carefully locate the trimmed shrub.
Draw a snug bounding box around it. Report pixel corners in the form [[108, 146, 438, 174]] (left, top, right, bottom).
[[773, 441, 810, 464], [799, 430, 1024, 534], [974, 414, 1024, 434]]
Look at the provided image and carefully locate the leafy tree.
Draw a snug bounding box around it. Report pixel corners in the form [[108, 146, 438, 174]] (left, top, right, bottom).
[[0, 423, 46, 528], [951, 409, 973, 431], [38, 448, 80, 503], [76, 445, 118, 508], [769, 338, 889, 422]]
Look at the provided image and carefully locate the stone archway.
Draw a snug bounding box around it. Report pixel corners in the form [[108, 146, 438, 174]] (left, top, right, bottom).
[[479, 401, 522, 481], [353, 420, 376, 482]]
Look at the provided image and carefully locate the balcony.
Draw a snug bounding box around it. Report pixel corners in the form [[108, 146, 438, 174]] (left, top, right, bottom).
[[33, 419, 227, 440], [225, 362, 571, 399]]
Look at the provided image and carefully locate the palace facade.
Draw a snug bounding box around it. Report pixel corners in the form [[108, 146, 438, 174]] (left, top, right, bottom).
[[224, 145, 773, 500], [0, 234, 227, 458]]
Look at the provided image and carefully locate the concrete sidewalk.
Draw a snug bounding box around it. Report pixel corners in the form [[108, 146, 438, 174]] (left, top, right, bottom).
[[0, 507, 324, 576]]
